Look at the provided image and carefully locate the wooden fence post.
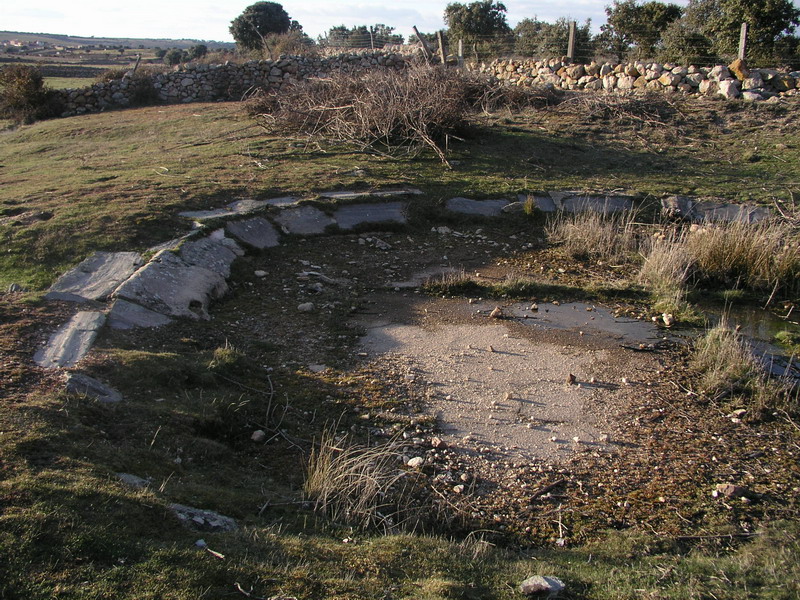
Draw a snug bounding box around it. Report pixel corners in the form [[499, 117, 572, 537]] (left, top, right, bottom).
[[437, 30, 447, 66], [458, 39, 464, 69], [567, 21, 576, 63], [369, 26, 375, 51], [413, 26, 433, 62], [738, 22, 748, 61]]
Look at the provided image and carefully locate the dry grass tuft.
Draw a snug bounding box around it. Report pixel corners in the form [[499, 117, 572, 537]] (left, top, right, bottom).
[[692, 320, 798, 414], [687, 220, 800, 297], [305, 429, 426, 532], [546, 209, 638, 262]]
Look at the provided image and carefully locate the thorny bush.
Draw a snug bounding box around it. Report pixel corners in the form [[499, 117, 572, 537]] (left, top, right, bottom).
[[246, 64, 561, 164]]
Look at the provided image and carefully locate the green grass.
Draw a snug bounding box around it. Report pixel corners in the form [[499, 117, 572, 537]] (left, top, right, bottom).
[[2, 95, 800, 599], [44, 76, 98, 89], [2, 97, 799, 290]]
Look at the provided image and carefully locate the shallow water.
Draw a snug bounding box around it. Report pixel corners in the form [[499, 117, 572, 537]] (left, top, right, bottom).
[[701, 304, 800, 380]]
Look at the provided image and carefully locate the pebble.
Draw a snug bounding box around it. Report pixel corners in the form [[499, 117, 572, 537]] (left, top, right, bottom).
[[297, 302, 315, 312]]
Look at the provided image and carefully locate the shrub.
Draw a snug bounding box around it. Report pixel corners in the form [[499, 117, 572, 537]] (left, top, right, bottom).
[[0, 65, 62, 124], [247, 64, 551, 163]]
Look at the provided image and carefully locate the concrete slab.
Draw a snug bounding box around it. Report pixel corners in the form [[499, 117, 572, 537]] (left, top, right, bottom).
[[64, 372, 123, 403], [113, 251, 228, 320], [319, 188, 422, 200], [445, 197, 511, 217], [518, 193, 557, 212], [34, 311, 106, 369], [178, 236, 242, 278], [178, 196, 298, 220], [333, 202, 408, 230], [274, 205, 335, 235], [562, 196, 633, 214], [225, 217, 281, 250], [694, 201, 771, 224], [46, 252, 143, 302], [107, 299, 174, 330]]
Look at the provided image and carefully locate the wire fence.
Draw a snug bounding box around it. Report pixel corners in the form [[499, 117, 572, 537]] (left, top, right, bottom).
[[399, 26, 800, 69]]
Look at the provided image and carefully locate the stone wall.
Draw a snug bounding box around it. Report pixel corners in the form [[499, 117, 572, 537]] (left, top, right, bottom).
[[479, 57, 800, 101], [55, 51, 408, 116], [54, 51, 800, 117]]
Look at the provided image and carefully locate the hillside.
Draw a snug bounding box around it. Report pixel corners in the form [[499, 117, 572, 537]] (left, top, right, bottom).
[[0, 30, 234, 50]]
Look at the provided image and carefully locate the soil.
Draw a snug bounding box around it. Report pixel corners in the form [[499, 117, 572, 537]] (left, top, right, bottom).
[[6, 220, 800, 546]]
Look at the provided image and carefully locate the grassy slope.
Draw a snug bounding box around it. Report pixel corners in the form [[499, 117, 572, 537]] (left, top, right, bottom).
[[1, 97, 799, 599], [2, 97, 798, 290]]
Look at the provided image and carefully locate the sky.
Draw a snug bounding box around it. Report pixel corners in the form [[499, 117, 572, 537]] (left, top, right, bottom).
[[4, 1, 693, 43]]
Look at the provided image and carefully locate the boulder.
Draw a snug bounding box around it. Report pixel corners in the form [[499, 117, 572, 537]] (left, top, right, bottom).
[[113, 250, 228, 320], [520, 575, 565, 597], [64, 372, 123, 403], [709, 65, 731, 81], [717, 79, 741, 100], [728, 58, 749, 80], [178, 236, 242, 279]]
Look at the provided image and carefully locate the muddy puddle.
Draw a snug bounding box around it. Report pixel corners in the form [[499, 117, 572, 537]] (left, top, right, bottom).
[[357, 297, 665, 463]]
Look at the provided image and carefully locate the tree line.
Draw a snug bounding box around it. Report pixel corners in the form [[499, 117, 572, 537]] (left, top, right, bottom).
[[227, 0, 800, 66]]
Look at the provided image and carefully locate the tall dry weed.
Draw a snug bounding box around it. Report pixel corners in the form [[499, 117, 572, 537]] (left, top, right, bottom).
[[546, 209, 638, 262], [687, 221, 800, 297], [305, 429, 426, 532]]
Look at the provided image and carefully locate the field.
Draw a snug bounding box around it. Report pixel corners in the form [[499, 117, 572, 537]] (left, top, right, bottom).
[[1, 77, 799, 599]]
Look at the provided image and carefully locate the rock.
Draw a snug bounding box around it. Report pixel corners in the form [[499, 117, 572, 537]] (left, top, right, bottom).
[[333, 202, 408, 230], [567, 373, 577, 385], [728, 58, 749, 81], [113, 250, 228, 320], [64, 372, 123, 403], [297, 302, 315, 312], [714, 483, 752, 498], [717, 79, 741, 100], [169, 503, 238, 532], [709, 65, 731, 81], [34, 311, 106, 369], [662, 313, 675, 327], [254, 270, 267, 278], [489, 306, 503, 319], [251, 430, 267, 442], [445, 197, 511, 217], [107, 299, 174, 330], [117, 473, 151, 488], [6, 283, 28, 293], [46, 251, 143, 302], [453, 484, 465, 494], [741, 91, 764, 102], [520, 575, 565, 597], [225, 217, 281, 250], [178, 236, 242, 279], [431, 437, 447, 449], [658, 72, 681, 87], [661, 195, 695, 219], [274, 205, 335, 235], [406, 456, 425, 468]]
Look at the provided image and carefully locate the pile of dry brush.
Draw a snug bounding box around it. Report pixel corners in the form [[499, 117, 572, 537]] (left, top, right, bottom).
[[246, 64, 560, 165]]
